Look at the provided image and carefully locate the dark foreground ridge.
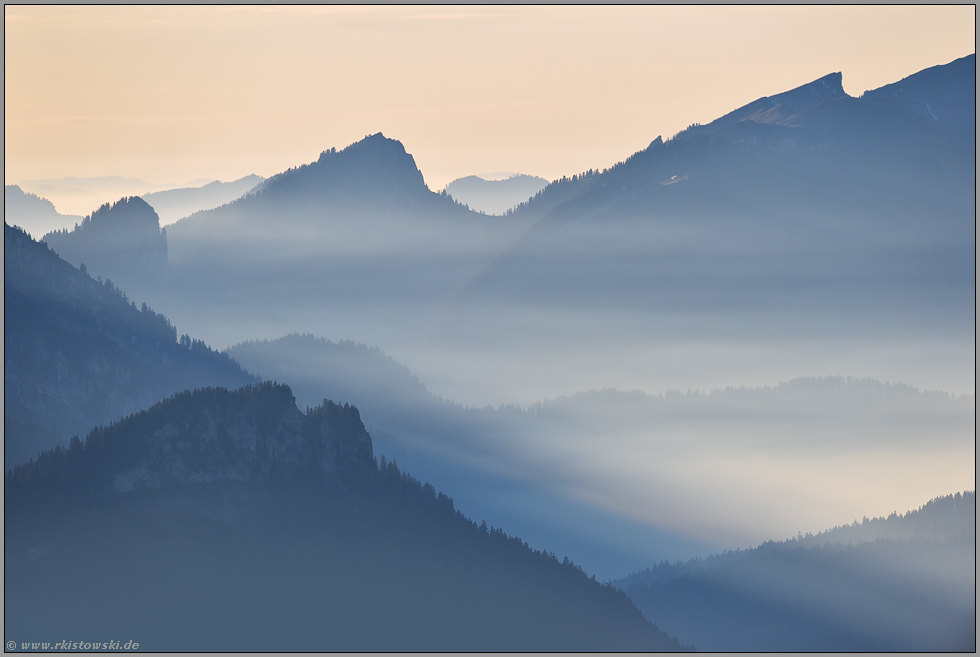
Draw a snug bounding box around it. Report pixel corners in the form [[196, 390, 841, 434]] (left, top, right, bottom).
[[5, 382, 690, 652]]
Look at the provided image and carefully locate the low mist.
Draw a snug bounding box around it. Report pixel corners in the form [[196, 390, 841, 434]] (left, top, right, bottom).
[[228, 335, 974, 578]]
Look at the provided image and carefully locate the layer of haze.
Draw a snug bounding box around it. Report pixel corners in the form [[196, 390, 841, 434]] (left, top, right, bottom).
[[3, 5, 974, 581], [5, 5, 975, 200]]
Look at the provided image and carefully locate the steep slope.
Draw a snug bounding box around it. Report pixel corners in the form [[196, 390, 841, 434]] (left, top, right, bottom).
[[141, 174, 264, 225], [456, 55, 975, 335], [43, 197, 169, 304], [4, 184, 83, 236], [5, 382, 688, 652], [615, 493, 975, 651], [4, 223, 256, 467], [678, 71, 847, 139], [167, 132, 514, 249], [862, 53, 975, 148]]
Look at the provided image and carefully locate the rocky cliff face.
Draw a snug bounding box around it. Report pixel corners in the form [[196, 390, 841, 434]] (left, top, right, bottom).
[[6, 383, 375, 506]]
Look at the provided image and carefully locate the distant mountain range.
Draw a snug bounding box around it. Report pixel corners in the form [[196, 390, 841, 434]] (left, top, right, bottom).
[[5, 381, 688, 652], [4, 184, 84, 237], [80, 55, 971, 386], [165, 133, 516, 249], [615, 492, 975, 651], [157, 132, 533, 349], [141, 174, 265, 225], [17, 175, 213, 218], [443, 173, 549, 215], [4, 223, 255, 467]]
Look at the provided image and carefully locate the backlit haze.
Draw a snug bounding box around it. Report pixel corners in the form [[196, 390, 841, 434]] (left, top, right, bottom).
[[4, 5, 975, 579]]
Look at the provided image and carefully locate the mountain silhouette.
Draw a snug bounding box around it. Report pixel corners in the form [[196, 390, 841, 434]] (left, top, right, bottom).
[[4, 223, 256, 467], [4, 185, 84, 237], [678, 71, 847, 138], [148, 57, 973, 358], [43, 197, 170, 304], [16, 175, 192, 218], [5, 382, 689, 652], [615, 492, 975, 651], [444, 173, 550, 215], [158, 132, 533, 348], [862, 54, 975, 147], [453, 54, 974, 339], [141, 174, 265, 225], [168, 133, 473, 241]]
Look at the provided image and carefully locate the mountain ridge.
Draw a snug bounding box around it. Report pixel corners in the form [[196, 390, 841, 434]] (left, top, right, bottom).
[[4, 185, 85, 237], [614, 492, 975, 651], [4, 222, 256, 467], [443, 173, 550, 215], [141, 174, 265, 225], [42, 196, 169, 304], [676, 71, 847, 140], [5, 381, 690, 652], [451, 54, 974, 329]]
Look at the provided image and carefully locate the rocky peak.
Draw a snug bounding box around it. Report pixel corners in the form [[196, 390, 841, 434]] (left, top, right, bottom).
[[676, 71, 848, 139], [62, 196, 163, 242], [766, 72, 845, 115], [41, 196, 168, 303], [255, 132, 427, 205], [6, 383, 376, 502]]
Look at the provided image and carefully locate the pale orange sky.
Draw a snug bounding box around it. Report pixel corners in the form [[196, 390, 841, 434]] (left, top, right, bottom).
[[5, 5, 976, 198]]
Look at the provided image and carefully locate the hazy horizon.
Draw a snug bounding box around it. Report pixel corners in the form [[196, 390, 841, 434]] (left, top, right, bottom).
[[4, 8, 975, 650], [5, 6, 974, 190]]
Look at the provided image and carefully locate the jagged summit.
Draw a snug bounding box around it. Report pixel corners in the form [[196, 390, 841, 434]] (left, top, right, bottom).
[[677, 71, 848, 139], [767, 71, 845, 114], [41, 196, 168, 303], [254, 131, 427, 201], [50, 196, 162, 239], [330, 131, 399, 155], [165, 129, 488, 248]]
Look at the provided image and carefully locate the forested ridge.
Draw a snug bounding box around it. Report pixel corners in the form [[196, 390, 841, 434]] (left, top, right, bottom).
[[4, 222, 256, 467], [5, 382, 689, 652], [615, 492, 975, 651]]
